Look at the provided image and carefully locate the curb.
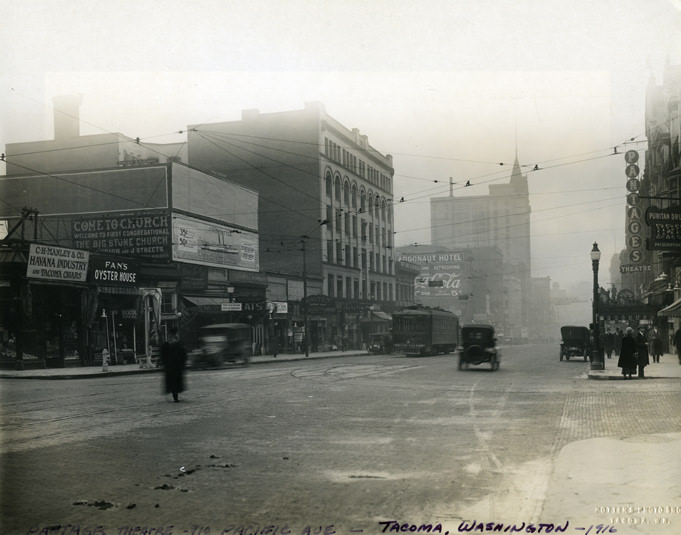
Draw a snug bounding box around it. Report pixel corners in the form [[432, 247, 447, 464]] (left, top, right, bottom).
[[0, 351, 369, 380]]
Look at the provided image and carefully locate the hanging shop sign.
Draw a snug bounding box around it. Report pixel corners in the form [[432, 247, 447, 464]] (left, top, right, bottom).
[[645, 206, 681, 251], [90, 257, 140, 286], [26, 244, 90, 282]]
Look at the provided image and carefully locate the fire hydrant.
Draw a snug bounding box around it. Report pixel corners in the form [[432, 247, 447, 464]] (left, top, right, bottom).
[[101, 348, 110, 372]]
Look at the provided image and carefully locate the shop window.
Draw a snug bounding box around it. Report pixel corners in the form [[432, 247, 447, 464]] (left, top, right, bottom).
[[161, 291, 176, 315]]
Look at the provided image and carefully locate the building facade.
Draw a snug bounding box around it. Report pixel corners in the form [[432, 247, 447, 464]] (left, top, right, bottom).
[[0, 161, 264, 367], [429, 157, 531, 340], [186, 102, 397, 349]]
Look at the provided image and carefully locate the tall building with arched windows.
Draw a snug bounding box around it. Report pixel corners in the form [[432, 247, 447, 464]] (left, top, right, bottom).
[[187, 102, 397, 350], [430, 156, 531, 341]]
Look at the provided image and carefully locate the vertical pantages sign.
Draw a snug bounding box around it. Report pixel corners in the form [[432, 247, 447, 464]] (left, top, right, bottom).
[[624, 150, 642, 265]]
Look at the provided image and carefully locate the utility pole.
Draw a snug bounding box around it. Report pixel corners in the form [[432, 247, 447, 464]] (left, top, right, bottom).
[[302, 236, 309, 357]]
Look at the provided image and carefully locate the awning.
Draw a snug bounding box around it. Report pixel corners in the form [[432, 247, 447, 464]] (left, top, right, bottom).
[[361, 310, 392, 323], [183, 296, 225, 307], [658, 297, 681, 317]]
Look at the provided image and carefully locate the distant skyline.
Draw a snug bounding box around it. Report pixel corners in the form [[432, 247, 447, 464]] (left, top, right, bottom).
[[1, 0, 679, 290]]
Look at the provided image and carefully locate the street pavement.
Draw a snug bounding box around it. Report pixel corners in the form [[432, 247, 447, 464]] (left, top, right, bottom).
[[2, 348, 680, 533]]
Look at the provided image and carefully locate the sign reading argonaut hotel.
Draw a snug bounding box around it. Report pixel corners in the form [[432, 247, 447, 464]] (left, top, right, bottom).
[[72, 211, 171, 260], [27, 244, 89, 282]]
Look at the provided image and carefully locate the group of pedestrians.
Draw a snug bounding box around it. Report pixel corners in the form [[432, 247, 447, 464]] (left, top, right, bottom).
[[616, 325, 666, 379]]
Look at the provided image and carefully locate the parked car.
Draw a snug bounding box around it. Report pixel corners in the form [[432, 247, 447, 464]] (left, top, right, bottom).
[[458, 323, 500, 371], [559, 325, 591, 362], [189, 323, 251, 368]]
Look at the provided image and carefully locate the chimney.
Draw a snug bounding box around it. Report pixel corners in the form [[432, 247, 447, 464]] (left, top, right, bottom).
[[53, 94, 83, 140]]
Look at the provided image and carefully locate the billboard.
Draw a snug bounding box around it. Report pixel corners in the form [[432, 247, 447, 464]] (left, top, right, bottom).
[[397, 250, 470, 312], [172, 214, 259, 272]]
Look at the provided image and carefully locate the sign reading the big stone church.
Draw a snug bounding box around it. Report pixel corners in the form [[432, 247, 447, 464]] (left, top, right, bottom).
[[72, 212, 171, 260]]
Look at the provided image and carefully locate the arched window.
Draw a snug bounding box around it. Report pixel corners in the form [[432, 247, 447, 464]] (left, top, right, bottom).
[[351, 183, 358, 209], [325, 172, 332, 198], [343, 180, 350, 207], [334, 175, 341, 201], [360, 189, 366, 212]]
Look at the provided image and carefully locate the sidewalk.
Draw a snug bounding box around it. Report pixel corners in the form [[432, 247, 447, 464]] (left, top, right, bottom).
[[587, 351, 681, 380], [0, 349, 369, 380]]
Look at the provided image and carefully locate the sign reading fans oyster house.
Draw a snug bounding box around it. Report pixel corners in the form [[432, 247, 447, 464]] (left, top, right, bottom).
[[26, 244, 89, 282], [72, 212, 171, 260]]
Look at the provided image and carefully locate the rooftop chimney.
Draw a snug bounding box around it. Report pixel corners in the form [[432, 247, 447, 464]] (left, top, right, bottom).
[[53, 94, 83, 140]]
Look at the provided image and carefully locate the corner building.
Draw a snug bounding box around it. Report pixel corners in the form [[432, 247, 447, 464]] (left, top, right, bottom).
[[187, 102, 396, 350]]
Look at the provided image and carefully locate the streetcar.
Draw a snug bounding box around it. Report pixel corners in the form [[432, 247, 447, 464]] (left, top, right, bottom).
[[392, 305, 459, 356]]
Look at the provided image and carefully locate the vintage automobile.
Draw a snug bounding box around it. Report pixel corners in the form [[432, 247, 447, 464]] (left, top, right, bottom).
[[189, 323, 251, 368], [458, 323, 500, 371], [559, 325, 591, 362], [368, 332, 393, 354]]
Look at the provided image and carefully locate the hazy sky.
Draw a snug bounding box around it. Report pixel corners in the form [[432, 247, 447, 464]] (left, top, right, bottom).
[[2, 0, 680, 290]]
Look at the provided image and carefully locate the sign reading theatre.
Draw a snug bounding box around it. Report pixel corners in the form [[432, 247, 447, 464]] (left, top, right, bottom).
[[27, 244, 89, 282]]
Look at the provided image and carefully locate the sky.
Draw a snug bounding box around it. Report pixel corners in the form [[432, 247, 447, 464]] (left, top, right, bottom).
[[1, 0, 680, 291]]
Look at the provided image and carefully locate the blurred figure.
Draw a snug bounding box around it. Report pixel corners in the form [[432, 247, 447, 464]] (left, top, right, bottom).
[[635, 327, 650, 378], [617, 327, 637, 379], [161, 327, 187, 402]]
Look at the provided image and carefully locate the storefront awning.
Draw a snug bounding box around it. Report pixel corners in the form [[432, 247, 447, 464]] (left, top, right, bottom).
[[658, 297, 681, 317], [183, 296, 225, 307]]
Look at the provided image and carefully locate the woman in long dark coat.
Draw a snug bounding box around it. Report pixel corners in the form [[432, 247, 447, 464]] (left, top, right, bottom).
[[635, 328, 650, 378], [618, 327, 637, 379], [161, 328, 187, 401]]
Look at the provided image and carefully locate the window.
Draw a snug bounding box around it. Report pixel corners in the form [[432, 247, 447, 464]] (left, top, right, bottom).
[[325, 172, 332, 198], [337, 278, 343, 298], [327, 274, 334, 296]]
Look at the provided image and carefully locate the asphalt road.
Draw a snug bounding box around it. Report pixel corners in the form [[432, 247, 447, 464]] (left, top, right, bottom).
[[1, 344, 680, 535]]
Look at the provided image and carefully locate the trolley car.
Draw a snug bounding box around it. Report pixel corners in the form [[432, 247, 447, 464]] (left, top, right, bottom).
[[392, 306, 459, 356]]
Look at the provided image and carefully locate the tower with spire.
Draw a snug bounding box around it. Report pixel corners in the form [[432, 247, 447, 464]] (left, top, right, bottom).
[[430, 152, 532, 340]]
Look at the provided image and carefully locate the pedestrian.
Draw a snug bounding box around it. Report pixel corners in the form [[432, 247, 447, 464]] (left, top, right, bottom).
[[271, 337, 279, 358], [649, 327, 662, 363], [603, 329, 615, 359], [614, 328, 623, 356], [617, 327, 637, 379], [674, 327, 681, 365], [635, 327, 650, 378], [161, 327, 187, 402]]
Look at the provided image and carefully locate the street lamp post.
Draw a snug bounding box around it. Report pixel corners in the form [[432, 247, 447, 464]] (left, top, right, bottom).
[[590, 242, 604, 370]]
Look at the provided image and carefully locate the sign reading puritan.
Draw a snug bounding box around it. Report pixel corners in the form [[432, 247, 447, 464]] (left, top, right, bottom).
[[72, 212, 171, 260], [645, 206, 681, 250], [90, 257, 139, 286], [27, 244, 89, 282]]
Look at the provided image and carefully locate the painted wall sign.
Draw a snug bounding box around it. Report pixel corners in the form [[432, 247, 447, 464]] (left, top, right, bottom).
[[72, 212, 171, 260], [26, 244, 89, 282]]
